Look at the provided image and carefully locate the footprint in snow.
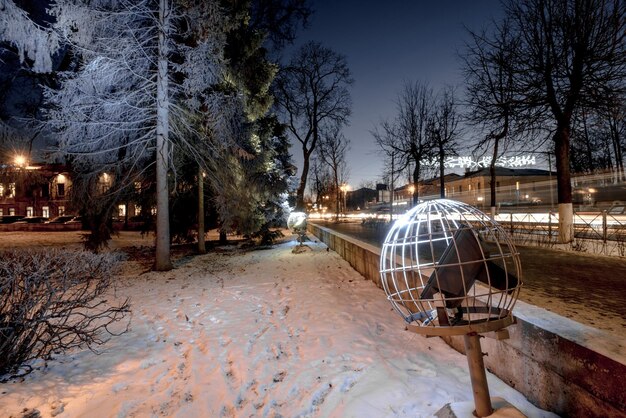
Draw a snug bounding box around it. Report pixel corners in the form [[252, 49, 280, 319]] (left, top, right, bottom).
[[272, 371, 286, 383]]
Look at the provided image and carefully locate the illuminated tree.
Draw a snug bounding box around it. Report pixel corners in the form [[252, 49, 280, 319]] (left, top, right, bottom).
[[45, 0, 227, 268], [0, 0, 59, 158], [197, 0, 308, 244]]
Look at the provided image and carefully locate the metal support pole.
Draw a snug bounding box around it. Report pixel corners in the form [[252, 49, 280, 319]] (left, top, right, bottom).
[[548, 152, 554, 211], [602, 210, 607, 243], [464, 333, 493, 417], [548, 211, 553, 240]]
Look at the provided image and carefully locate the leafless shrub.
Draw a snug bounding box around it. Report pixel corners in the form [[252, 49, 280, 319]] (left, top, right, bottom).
[[0, 249, 130, 380]]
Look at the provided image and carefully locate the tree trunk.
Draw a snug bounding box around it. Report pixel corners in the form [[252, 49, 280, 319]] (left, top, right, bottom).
[[389, 153, 394, 221], [439, 145, 445, 199], [332, 165, 339, 220], [197, 165, 206, 254], [610, 118, 624, 181], [412, 162, 420, 206], [582, 112, 594, 172], [154, 0, 172, 271], [489, 138, 500, 220], [296, 147, 310, 210], [554, 124, 573, 243]]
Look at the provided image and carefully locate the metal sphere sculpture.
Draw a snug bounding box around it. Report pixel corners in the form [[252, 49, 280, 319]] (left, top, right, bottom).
[[380, 199, 522, 336], [287, 211, 308, 245]]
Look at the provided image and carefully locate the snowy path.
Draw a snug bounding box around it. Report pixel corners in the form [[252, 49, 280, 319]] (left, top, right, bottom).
[[1, 238, 556, 418]]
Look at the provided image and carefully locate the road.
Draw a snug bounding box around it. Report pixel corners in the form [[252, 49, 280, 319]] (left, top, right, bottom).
[[312, 220, 626, 338]]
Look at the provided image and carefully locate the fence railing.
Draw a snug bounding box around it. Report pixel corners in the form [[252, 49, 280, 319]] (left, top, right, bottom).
[[494, 210, 626, 256]]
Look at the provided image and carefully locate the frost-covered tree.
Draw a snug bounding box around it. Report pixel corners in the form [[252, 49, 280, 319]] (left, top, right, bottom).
[[0, 0, 60, 154], [45, 0, 227, 269], [0, 0, 58, 73]]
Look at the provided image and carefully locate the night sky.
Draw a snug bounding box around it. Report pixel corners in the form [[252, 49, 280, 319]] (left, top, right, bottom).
[[2, 1, 506, 185], [288, 0, 505, 188]]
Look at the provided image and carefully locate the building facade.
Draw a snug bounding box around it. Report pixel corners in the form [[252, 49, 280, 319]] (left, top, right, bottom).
[[0, 163, 73, 219]]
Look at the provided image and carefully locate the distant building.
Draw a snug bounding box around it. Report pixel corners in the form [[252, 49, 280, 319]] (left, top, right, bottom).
[[0, 163, 73, 218], [346, 187, 377, 211], [394, 173, 463, 201], [389, 167, 554, 209], [445, 167, 552, 196]]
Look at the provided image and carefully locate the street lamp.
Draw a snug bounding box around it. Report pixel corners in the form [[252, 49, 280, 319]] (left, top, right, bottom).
[[14, 155, 26, 168]]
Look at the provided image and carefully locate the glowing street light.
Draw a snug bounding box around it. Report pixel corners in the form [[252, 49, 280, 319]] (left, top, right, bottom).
[[340, 184, 349, 215], [14, 155, 26, 167]]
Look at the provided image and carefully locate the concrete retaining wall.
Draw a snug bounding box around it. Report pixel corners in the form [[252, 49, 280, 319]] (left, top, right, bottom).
[[308, 222, 626, 418]]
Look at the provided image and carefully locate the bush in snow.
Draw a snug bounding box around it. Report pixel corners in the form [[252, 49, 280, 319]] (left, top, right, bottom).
[[0, 249, 130, 380]]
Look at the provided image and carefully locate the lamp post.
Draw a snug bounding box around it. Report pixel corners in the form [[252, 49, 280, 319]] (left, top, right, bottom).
[[340, 184, 347, 216]]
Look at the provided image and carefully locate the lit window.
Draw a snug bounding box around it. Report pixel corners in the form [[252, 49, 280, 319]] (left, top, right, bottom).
[[151, 207, 157, 216], [118, 204, 126, 218], [42, 206, 49, 218], [58, 206, 65, 216], [99, 173, 111, 193], [9, 208, 15, 216], [0, 209, 3, 216], [8, 183, 15, 198], [0, 184, 4, 196], [134, 182, 141, 192], [26, 207, 33, 217], [134, 206, 141, 216]]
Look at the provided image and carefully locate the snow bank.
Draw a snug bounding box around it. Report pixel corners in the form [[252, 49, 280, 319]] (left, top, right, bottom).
[[0, 237, 556, 417]]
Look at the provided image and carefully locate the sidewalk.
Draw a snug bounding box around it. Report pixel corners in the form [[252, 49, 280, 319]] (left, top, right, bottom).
[[0, 235, 555, 417]]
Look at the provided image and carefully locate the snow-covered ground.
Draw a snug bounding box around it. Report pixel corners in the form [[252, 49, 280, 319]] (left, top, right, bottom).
[[0, 232, 557, 417]]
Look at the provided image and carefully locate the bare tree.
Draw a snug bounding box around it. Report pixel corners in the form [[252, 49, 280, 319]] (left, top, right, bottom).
[[373, 81, 433, 205], [0, 249, 130, 379], [274, 41, 353, 210], [317, 123, 350, 219], [506, 0, 626, 242], [429, 86, 460, 199], [462, 18, 525, 218], [603, 102, 625, 180]]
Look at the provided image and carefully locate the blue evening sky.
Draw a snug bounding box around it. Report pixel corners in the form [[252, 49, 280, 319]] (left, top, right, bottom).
[[286, 0, 505, 188]]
